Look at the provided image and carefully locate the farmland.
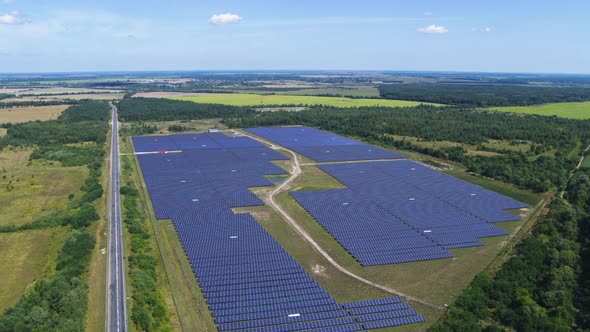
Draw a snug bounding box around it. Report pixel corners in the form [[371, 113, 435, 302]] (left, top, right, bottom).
[[0, 105, 69, 123], [10, 87, 122, 96], [491, 101, 590, 119], [3, 93, 125, 102], [273, 86, 381, 97], [171, 93, 434, 108]]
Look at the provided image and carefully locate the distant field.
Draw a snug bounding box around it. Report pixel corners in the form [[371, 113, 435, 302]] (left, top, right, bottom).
[[273, 86, 381, 97], [14, 87, 122, 96], [0, 105, 69, 123], [0, 227, 69, 312], [171, 93, 434, 108], [491, 101, 590, 119], [0, 149, 87, 227], [4, 93, 124, 102]]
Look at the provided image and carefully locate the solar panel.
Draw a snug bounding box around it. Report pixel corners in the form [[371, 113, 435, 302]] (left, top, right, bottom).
[[286, 160, 528, 265], [245, 126, 406, 162], [133, 131, 428, 331]]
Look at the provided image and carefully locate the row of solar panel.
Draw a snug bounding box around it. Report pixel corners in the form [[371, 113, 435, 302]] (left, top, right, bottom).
[[132, 132, 267, 152], [287, 159, 525, 265], [321, 160, 526, 222], [245, 126, 406, 162]]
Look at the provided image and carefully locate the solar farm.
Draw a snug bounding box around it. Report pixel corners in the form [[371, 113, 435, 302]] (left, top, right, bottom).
[[132, 127, 528, 331]]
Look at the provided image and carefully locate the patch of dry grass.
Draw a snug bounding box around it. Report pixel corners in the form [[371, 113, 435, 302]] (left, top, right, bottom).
[[0, 105, 69, 123]]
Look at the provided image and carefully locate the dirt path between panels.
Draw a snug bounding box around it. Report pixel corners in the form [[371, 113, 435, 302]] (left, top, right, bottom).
[[238, 130, 445, 311]]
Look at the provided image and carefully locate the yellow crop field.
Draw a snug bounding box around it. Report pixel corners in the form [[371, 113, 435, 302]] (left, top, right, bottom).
[[0, 105, 69, 123], [172, 93, 437, 108]]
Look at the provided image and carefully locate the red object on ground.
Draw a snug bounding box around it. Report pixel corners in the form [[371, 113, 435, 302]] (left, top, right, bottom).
[[157, 150, 167, 154]]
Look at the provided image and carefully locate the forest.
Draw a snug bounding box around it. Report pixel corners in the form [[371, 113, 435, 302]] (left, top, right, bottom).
[[116, 97, 255, 121], [431, 165, 590, 331], [0, 100, 110, 330], [565, 170, 590, 329], [225, 105, 590, 192], [378, 84, 590, 107], [430, 198, 582, 331]]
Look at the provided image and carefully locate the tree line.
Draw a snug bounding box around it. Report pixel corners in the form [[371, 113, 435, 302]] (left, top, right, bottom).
[[0, 100, 77, 109], [378, 84, 590, 107], [116, 97, 256, 122], [120, 152, 172, 331]]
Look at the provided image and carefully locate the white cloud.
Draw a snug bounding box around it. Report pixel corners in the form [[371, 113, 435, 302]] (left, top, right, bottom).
[[417, 24, 448, 34], [0, 10, 19, 24], [209, 13, 241, 25], [483, 27, 492, 33]]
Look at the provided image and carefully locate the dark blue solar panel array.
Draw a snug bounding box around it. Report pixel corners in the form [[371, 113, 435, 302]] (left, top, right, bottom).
[[342, 298, 427, 330], [245, 127, 406, 162], [133, 132, 426, 331], [292, 160, 527, 266], [133, 132, 266, 152]]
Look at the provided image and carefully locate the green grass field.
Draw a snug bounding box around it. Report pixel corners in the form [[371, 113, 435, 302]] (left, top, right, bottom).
[[171, 93, 435, 108], [582, 156, 590, 168], [0, 227, 70, 313], [491, 101, 590, 119], [0, 149, 88, 227]]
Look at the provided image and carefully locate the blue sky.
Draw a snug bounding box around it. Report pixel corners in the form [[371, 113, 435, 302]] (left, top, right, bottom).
[[1, 0, 589, 73]]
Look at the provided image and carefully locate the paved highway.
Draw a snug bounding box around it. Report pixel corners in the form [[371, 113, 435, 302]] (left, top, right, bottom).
[[107, 102, 127, 332]]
